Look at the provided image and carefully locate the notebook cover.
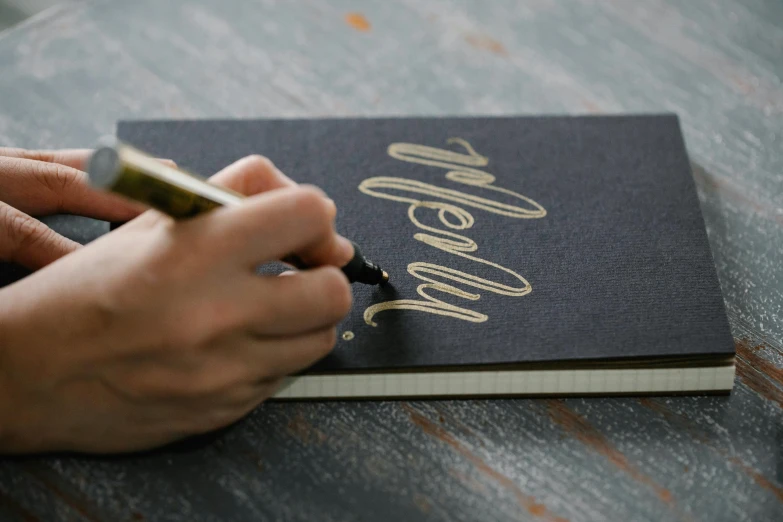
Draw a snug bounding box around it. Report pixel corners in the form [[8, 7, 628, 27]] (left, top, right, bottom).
[[116, 115, 735, 374]]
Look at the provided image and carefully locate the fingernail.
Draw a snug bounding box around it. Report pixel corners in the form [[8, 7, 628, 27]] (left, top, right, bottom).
[[325, 198, 337, 218], [274, 166, 297, 186], [337, 235, 354, 263]]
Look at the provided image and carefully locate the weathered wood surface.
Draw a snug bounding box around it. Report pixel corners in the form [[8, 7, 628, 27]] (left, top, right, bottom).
[[0, 0, 781, 520]]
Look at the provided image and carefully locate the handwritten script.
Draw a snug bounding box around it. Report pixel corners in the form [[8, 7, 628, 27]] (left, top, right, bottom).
[[359, 138, 546, 326]]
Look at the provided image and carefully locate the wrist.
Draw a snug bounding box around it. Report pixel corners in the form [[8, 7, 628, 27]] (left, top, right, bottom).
[[0, 288, 44, 453], [0, 298, 17, 450]]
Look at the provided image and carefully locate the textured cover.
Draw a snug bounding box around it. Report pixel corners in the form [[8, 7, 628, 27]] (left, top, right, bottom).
[[117, 115, 735, 374]]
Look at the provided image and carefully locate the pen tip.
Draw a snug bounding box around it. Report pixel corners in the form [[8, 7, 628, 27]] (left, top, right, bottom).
[[381, 270, 389, 284]]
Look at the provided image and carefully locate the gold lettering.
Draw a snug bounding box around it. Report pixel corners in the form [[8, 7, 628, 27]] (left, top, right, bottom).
[[385, 137, 546, 219], [360, 138, 545, 326]]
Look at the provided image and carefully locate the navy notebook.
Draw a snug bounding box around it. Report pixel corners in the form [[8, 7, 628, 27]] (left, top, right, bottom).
[[116, 115, 735, 398]]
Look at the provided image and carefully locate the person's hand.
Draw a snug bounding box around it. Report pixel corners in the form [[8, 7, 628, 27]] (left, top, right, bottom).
[[0, 148, 147, 268], [0, 152, 354, 454]]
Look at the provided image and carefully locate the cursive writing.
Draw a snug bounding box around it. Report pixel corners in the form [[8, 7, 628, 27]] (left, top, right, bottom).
[[359, 138, 546, 326]]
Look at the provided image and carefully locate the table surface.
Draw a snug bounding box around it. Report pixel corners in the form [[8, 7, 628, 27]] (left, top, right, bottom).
[[0, 1, 781, 520]]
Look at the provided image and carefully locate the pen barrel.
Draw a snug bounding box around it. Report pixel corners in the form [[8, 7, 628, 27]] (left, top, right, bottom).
[[86, 138, 243, 218], [86, 138, 387, 285]]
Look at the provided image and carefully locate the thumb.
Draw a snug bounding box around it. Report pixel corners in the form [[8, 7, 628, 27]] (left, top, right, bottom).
[[207, 155, 297, 196], [0, 202, 80, 269]]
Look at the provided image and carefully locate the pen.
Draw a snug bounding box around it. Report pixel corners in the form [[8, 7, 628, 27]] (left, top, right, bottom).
[[85, 137, 389, 286]]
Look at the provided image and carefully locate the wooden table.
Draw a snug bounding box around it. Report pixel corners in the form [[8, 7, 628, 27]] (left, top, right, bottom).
[[0, 1, 781, 520]]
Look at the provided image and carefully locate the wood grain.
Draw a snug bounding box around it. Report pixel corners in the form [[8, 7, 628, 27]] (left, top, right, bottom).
[[0, 0, 781, 520]]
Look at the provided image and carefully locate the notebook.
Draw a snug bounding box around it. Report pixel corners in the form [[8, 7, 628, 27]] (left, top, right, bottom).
[[116, 115, 736, 399]]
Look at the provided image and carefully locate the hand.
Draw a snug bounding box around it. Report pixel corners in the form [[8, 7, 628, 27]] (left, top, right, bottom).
[[0, 153, 354, 454], [0, 148, 146, 268]]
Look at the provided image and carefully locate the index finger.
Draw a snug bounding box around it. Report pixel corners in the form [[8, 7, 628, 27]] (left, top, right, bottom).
[[204, 156, 353, 267], [0, 148, 177, 173], [0, 148, 92, 171], [182, 185, 353, 269]]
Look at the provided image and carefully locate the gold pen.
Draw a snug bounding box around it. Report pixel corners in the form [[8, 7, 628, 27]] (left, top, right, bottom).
[[86, 137, 389, 285]]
